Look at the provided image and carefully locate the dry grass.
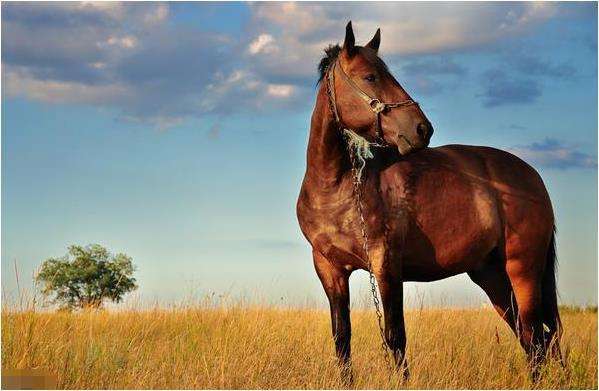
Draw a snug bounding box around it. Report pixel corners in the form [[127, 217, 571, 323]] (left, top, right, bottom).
[[1, 303, 596, 389]]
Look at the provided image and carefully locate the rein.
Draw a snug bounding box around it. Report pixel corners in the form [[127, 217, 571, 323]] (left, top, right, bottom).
[[324, 59, 416, 373]]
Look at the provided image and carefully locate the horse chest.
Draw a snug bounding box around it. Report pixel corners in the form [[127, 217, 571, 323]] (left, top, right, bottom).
[[297, 183, 389, 269]]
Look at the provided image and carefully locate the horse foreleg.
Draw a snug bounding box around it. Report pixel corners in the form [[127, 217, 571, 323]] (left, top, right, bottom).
[[376, 266, 409, 380], [313, 250, 353, 384]]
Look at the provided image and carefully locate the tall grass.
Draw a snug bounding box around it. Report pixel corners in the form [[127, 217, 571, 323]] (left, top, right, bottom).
[[2, 299, 596, 389]]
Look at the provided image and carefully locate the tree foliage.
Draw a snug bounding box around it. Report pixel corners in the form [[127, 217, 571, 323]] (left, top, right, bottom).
[[36, 244, 137, 309]]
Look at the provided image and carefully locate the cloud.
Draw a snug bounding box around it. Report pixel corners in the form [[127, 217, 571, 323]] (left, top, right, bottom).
[[248, 34, 277, 55], [401, 57, 467, 77], [397, 56, 467, 96], [103, 35, 138, 49], [245, 2, 560, 86], [1, 3, 310, 128], [2, 67, 128, 104], [252, 2, 558, 56], [510, 55, 576, 79], [508, 138, 597, 169], [478, 51, 577, 107], [199, 70, 302, 115], [0, 2, 590, 128], [242, 2, 578, 104], [1, 3, 240, 127], [479, 69, 542, 107], [266, 84, 294, 98]]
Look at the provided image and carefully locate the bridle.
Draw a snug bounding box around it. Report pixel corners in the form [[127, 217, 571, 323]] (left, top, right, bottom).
[[325, 59, 418, 147]]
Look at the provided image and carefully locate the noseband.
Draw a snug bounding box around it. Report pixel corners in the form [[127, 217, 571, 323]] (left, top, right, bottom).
[[325, 59, 418, 147]]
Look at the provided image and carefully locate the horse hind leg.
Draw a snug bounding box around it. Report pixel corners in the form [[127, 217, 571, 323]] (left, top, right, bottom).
[[506, 260, 548, 381], [540, 231, 563, 365], [468, 257, 518, 335]]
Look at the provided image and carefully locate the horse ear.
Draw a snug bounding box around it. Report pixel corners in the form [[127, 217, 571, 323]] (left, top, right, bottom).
[[366, 28, 381, 52], [343, 21, 356, 56]]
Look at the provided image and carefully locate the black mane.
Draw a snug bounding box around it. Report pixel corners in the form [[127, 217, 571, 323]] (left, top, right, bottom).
[[316, 43, 390, 85], [317, 44, 341, 84]]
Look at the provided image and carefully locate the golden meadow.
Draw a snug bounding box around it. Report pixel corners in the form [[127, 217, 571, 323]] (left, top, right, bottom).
[[1, 298, 596, 389]]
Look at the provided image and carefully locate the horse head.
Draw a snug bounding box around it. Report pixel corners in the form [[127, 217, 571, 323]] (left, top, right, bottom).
[[326, 21, 434, 155]]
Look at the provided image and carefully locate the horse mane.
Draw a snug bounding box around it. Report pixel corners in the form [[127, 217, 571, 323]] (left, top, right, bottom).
[[317, 44, 341, 84], [317, 43, 390, 85]]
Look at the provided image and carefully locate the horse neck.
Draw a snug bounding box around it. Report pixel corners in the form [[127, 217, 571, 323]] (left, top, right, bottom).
[[305, 84, 349, 186]]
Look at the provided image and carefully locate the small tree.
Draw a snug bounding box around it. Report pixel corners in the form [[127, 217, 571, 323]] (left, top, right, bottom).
[[36, 244, 137, 309]]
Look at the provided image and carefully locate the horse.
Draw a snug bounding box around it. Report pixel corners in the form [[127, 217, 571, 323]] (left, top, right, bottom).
[[296, 21, 562, 383]]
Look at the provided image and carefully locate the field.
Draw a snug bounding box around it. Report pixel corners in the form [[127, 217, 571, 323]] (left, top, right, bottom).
[[2, 304, 597, 389]]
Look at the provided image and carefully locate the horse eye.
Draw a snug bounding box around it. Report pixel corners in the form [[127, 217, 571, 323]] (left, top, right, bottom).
[[364, 74, 376, 82]]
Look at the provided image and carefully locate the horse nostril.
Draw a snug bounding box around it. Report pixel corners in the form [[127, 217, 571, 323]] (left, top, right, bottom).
[[417, 122, 433, 141]]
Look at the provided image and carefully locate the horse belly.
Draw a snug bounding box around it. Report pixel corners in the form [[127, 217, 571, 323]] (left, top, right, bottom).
[[401, 180, 501, 280]]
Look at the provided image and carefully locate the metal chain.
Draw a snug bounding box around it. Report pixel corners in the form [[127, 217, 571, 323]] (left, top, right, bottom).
[[346, 146, 393, 372], [325, 64, 394, 371]]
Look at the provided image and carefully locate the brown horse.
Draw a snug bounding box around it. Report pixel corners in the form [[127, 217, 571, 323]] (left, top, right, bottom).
[[296, 22, 561, 382]]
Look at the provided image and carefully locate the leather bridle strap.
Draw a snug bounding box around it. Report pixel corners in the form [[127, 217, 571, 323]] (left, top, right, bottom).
[[326, 61, 342, 124], [335, 60, 418, 114]]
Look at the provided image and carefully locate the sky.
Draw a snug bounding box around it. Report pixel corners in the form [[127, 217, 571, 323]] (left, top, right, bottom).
[[1, 2, 597, 308]]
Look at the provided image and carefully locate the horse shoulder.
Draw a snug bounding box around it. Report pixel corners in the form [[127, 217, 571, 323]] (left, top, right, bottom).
[[296, 175, 358, 258]]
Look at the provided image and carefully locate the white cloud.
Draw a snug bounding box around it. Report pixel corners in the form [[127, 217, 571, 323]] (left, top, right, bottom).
[[248, 34, 277, 55], [200, 70, 301, 114], [104, 35, 138, 49], [75, 2, 126, 19], [501, 3, 557, 30], [200, 70, 254, 112], [90, 62, 107, 69], [266, 84, 294, 98], [3, 68, 130, 105], [143, 4, 169, 25]]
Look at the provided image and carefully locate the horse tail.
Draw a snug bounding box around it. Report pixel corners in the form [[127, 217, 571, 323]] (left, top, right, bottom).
[[542, 226, 562, 358]]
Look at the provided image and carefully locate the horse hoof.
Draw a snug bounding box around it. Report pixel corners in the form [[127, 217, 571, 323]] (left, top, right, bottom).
[[340, 367, 354, 387], [401, 367, 410, 382]]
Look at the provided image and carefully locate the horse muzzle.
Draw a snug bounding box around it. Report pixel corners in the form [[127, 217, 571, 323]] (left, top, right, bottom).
[[397, 128, 430, 155], [397, 136, 431, 155]]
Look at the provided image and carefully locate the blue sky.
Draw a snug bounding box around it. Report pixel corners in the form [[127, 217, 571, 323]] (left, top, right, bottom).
[[1, 2, 597, 307]]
